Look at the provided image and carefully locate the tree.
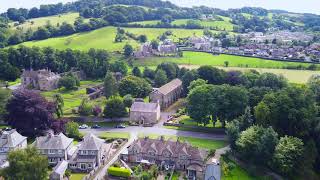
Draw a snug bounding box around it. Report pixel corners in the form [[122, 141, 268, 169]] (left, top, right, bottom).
[[254, 86, 318, 138], [111, 61, 128, 76], [78, 98, 93, 116], [143, 67, 155, 79], [65, 121, 81, 139], [197, 66, 226, 85], [138, 35, 147, 43], [2, 146, 48, 180], [119, 76, 152, 98], [308, 75, 320, 104], [248, 86, 272, 108], [58, 73, 80, 90], [224, 61, 229, 67], [272, 136, 304, 176], [123, 94, 134, 108], [104, 96, 127, 118], [132, 67, 142, 77], [33, 27, 50, 40], [150, 40, 159, 50], [104, 72, 118, 98], [255, 73, 287, 90], [123, 44, 133, 57], [161, 15, 173, 24], [154, 69, 168, 87], [182, 70, 199, 94], [53, 94, 64, 118], [236, 125, 278, 165], [6, 89, 55, 137], [0, 89, 10, 121], [156, 62, 179, 80], [59, 22, 75, 35], [188, 79, 207, 92]]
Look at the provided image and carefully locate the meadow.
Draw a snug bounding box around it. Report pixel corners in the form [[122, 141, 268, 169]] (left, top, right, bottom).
[[18, 27, 210, 51], [9, 13, 82, 32]]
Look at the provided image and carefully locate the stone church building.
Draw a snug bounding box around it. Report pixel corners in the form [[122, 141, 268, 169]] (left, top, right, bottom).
[[150, 79, 182, 109], [129, 102, 160, 126], [21, 69, 61, 91]]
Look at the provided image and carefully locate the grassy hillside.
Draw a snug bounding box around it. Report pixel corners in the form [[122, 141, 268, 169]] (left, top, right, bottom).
[[18, 27, 212, 51], [9, 13, 81, 32]]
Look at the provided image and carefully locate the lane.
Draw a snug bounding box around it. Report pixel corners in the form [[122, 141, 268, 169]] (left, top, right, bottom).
[[80, 125, 227, 141]]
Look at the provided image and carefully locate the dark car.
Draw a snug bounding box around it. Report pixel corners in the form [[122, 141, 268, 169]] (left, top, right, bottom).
[[114, 124, 126, 128], [91, 124, 101, 129]]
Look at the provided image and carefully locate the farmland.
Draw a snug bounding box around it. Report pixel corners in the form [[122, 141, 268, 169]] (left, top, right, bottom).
[[18, 27, 214, 51], [134, 51, 320, 83], [9, 13, 82, 32]]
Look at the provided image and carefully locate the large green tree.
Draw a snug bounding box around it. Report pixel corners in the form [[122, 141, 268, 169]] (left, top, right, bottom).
[[272, 136, 304, 176], [308, 75, 320, 104], [154, 69, 168, 87], [104, 96, 127, 118], [197, 66, 226, 85], [119, 75, 152, 98], [2, 147, 48, 180], [255, 73, 287, 89], [104, 72, 118, 98], [53, 94, 64, 118], [156, 62, 179, 80], [255, 86, 318, 138], [0, 89, 10, 121]]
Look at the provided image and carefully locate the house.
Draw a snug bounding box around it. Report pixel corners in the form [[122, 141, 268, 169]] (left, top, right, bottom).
[[0, 129, 27, 165], [130, 102, 161, 126], [134, 42, 154, 58], [50, 160, 68, 180], [121, 137, 208, 179], [150, 79, 182, 109], [158, 40, 177, 55], [69, 134, 111, 172], [35, 132, 74, 166], [21, 69, 61, 91]]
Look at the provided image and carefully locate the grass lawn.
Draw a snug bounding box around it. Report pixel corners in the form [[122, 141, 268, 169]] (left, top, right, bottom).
[[41, 80, 103, 116], [9, 13, 82, 32], [69, 173, 87, 180], [99, 132, 130, 139], [85, 121, 129, 128], [178, 115, 223, 128], [8, 78, 21, 86], [171, 19, 234, 31], [18, 27, 216, 51], [138, 134, 227, 150]]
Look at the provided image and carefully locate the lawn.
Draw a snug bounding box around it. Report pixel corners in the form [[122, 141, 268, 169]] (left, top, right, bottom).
[[70, 173, 87, 180], [18, 27, 216, 51], [179, 115, 223, 128], [138, 134, 227, 150], [9, 13, 82, 32], [99, 132, 130, 139], [172, 19, 234, 31], [41, 80, 103, 116], [8, 78, 21, 86]]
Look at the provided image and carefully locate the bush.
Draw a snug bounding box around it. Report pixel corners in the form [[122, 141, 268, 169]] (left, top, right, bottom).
[[78, 98, 93, 116], [58, 73, 80, 90], [107, 167, 131, 177]]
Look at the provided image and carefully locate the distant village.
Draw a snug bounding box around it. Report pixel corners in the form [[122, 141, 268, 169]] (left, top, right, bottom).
[[134, 30, 320, 63]]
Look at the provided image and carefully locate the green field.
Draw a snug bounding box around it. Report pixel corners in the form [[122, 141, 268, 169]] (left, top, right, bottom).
[[134, 51, 320, 83], [41, 80, 103, 116], [9, 13, 81, 32], [99, 132, 130, 139], [19, 27, 210, 51], [138, 134, 227, 150], [130, 18, 234, 31], [70, 173, 87, 180]]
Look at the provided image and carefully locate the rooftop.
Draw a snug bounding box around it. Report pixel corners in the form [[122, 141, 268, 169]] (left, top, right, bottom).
[[0, 129, 27, 148], [35, 133, 73, 150], [157, 79, 182, 95], [130, 102, 159, 113]]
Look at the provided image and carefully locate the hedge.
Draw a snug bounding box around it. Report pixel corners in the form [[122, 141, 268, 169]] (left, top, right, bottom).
[[107, 167, 131, 177]]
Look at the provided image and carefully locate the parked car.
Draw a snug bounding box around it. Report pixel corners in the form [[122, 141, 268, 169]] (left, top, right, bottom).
[[114, 124, 126, 128], [91, 124, 101, 129], [79, 124, 89, 129]]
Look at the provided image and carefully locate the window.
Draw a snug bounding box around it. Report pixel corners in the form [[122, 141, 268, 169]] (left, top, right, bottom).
[[91, 151, 95, 155], [58, 150, 63, 154], [88, 164, 92, 168], [49, 149, 55, 154]]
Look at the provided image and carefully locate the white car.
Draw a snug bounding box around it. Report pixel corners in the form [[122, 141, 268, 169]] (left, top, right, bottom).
[[79, 124, 89, 129]]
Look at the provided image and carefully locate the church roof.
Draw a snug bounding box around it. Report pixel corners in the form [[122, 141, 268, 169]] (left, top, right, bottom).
[[157, 79, 182, 95], [130, 102, 159, 113]]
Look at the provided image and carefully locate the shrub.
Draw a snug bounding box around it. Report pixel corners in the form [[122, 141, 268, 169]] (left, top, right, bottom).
[[78, 98, 93, 116], [107, 167, 131, 177]]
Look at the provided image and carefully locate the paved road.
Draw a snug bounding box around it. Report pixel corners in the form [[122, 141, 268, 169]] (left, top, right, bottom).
[[80, 125, 226, 141]]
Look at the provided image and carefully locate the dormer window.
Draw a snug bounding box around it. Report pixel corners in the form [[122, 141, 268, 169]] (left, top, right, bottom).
[[148, 150, 155, 156]]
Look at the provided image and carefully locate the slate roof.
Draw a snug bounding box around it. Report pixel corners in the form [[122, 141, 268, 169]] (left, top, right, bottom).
[[79, 134, 104, 151], [52, 160, 68, 176], [130, 102, 159, 113], [157, 79, 182, 95], [130, 138, 207, 161], [35, 133, 73, 150], [0, 129, 27, 148]]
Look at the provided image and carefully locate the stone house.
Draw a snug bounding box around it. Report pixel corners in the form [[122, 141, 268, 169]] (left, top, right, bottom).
[[21, 69, 61, 91], [158, 40, 177, 55], [150, 79, 182, 109], [35, 132, 74, 166], [122, 137, 208, 179], [69, 134, 111, 172], [130, 102, 161, 126], [0, 129, 27, 166], [134, 42, 154, 58]]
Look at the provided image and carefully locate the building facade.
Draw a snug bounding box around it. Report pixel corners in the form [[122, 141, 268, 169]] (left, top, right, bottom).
[[69, 134, 111, 172], [21, 69, 61, 91], [35, 132, 74, 166], [122, 137, 208, 179], [130, 102, 161, 126], [150, 79, 182, 109]]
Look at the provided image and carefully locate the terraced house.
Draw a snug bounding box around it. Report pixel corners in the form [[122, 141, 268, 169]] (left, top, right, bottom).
[[122, 137, 208, 179]]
